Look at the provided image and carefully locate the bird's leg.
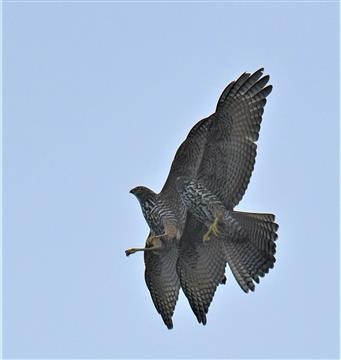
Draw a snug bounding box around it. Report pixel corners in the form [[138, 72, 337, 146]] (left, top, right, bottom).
[[125, 246, 156, 256], [149, 233, 166, 239], [203, 206, 226, 242], [125, 234, 162, 256], [203, 216, 221, 242], [162, 219, 181, 240]]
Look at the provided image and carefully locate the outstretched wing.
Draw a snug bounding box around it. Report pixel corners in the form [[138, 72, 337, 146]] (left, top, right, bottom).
[[197, 68, 272, 208], [159, 118, 213, 232], [161, 118, 209, 194], [144, 236, 180, 329], [176, 213, 227, 325]]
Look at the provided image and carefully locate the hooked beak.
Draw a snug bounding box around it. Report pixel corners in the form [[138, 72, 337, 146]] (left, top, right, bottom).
[[129, 188, 137, 195]]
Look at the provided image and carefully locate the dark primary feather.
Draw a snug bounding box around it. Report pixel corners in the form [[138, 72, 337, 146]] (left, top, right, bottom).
[[144, 236, 180, 329], [198, 68, 272, 209], [176, 213, 226, 325], [161, 68, 272, 212]]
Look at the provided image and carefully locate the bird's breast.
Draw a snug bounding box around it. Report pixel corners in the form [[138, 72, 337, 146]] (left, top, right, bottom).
[[141, 199, 176, 235]]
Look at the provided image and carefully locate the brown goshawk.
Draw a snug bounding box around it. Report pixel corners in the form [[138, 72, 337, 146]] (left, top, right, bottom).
[[126, 68, 278, 329]]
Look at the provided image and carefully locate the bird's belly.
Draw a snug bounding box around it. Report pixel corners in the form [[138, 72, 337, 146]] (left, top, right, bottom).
[[191, 201, 214, 224], [143, 205, 177, 236], [181, 181, 224, 226]]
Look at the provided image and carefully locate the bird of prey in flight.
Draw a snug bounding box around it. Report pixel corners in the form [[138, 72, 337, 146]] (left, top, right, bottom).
[[126, 68, 278, 329]]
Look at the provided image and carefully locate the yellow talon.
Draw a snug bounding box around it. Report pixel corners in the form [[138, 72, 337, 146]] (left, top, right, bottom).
[[125, 248, 136, 256], [203, 217, 221, 242]]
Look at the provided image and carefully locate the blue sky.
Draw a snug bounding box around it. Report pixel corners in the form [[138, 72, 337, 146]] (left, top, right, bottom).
[[3, 1, 339, 359]]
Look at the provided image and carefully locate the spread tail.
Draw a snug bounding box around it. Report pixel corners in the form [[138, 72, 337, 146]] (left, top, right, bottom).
[[222, 210, 278, 292]]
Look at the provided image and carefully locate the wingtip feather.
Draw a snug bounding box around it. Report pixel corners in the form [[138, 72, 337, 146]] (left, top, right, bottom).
[[164, 318, 173, 329]]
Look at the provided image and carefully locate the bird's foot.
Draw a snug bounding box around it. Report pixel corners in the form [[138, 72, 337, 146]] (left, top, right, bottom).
[[125, 248, 138, 256], [203, 217, 220, 242], [125, 244, 159, 256]]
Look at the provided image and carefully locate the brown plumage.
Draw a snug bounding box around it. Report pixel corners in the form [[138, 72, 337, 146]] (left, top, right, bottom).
[[126, 68, 278, 329]]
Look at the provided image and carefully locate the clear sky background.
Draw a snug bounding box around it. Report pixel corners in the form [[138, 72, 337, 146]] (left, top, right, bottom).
[[3, 1, 339, 359]]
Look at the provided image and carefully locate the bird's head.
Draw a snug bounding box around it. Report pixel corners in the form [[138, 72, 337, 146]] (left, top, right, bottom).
[[129, 186, 156, 203]]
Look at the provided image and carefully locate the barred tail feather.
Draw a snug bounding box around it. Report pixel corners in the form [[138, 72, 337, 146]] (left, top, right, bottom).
[[222, 210, 278, 292]]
